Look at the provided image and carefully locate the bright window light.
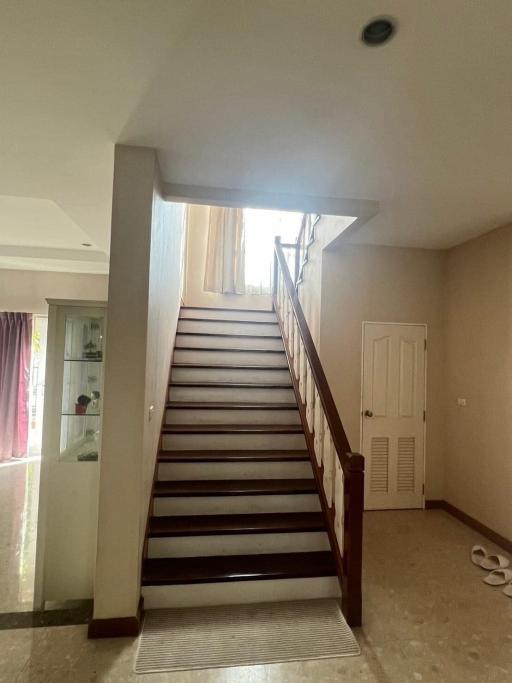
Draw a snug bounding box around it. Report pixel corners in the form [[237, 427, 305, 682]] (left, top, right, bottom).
[[243, 209, 303, 294]]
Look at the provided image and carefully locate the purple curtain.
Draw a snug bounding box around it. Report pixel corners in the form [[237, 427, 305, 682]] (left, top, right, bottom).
[[0, 313, 33, 461]]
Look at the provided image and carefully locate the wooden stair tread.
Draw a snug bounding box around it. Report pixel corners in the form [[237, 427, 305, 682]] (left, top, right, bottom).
[[169, 381, 292, 388], [165, 402, 297, 410], [148, 512, 326, 537], [161, 424, 303, 434], [172, 363, 288, 370], [142, 551, 336, 585], [180, 306, 275, 314], [175, 346, 285, 354], [158, 449, 309, 462], [153, 479, 317, 497], [179, 317, 278, 325], [175, 332, 282, 339]]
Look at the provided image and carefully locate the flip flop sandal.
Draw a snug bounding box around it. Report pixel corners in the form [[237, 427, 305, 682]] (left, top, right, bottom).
[[471, 545, 488, 567], [483, 568, 512, 586], [480, 554, 510, 571], [503, 582, 512, 598]]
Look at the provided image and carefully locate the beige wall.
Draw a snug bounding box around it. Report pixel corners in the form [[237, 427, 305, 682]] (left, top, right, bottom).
[[444, 224, 512, 540], [319, 244, 446, 499], [141, 194, 185, 546], [0, 269, 108, 314], [93, 146, 184, 620], [299, 222, 512, 539], [183, 204, 272, 310], [298, 215, 354, 347]]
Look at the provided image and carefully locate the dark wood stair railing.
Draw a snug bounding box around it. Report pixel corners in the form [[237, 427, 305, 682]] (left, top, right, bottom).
[[273, 235, 364, 627]]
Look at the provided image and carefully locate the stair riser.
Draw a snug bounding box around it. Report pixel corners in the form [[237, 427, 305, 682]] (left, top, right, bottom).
[[169, 386, 296, 404], [165, 408, 300, 426], [142, 577, 340, 609], [146, 308, 336, 614], [178, 320, 280, 337], [153, 494, 321, 516], [173, 349, 287, 367], [147, 532, 330, 558], [162, 433, 306, 451], [157, 461, 313, 481], [180, 309, 277, 323], [171, 367, 291, 384], [175, 334, 284, 350]]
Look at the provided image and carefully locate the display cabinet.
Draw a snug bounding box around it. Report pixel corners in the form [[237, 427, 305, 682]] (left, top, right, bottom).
[[34, 300, 107, 608], [60, 312, 105, 462]]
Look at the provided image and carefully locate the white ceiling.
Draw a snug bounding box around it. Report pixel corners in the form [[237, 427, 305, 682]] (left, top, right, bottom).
[[0, 196, 108, 272], [1, 0, 512, 273]]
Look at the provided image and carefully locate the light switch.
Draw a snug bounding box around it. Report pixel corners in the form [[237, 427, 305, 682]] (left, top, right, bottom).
[[457, 398, 467, 407], [148, 404, 155, 420]]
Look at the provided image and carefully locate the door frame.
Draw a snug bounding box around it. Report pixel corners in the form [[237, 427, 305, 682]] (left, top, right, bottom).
[[360, 321, 428, 510]]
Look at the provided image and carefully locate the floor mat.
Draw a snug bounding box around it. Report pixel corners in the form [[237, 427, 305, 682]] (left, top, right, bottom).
[[135, 598, 360, 673]]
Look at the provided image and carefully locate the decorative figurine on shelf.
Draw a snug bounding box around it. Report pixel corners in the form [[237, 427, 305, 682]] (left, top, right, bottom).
[[90, 390, 101, 414], [83, 340, 102, 360], [78, 452, 98, 462], [75, 394, 91, 415], [77, 428, 99, 461], [82, 321, 103, 360]]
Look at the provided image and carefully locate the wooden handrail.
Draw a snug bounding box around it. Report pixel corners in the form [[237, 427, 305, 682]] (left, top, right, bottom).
[[274, 238, 363, 473], [273, 235, 364, 627]]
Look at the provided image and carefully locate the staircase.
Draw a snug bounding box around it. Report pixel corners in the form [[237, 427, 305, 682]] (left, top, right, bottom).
[[141, 305, 340, 609]]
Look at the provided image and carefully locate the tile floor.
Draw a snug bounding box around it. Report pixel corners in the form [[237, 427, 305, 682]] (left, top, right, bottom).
[[0, 458, 40, 613], [1, 460, 511, 681]]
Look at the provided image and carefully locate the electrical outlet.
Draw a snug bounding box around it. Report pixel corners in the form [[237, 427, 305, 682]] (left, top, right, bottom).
[[457, 398, 467, 407]]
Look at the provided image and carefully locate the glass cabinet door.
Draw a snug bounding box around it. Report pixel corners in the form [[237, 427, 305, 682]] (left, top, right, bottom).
[[60, 312, 105, 461]]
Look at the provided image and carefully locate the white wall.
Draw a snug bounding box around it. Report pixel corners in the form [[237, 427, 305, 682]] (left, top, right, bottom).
[[0, 269, 108, 314], [93, 146, 184, 620]]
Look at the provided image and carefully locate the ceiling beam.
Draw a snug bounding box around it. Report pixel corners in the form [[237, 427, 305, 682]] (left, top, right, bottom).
[[163, 182, 379, 221]]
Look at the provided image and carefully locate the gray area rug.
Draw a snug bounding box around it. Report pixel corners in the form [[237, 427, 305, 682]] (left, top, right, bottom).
[[135, 598, 360, 673]]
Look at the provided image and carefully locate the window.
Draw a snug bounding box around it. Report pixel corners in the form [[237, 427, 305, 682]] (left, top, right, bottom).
[[243, 208, 303, 294]]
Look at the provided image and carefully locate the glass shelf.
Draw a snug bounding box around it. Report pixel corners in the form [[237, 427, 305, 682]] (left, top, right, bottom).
[[64, 358, 103, 363], [64, 314, 104, 361], [61, 412, 101, 417], [60, 414, 101, 461]]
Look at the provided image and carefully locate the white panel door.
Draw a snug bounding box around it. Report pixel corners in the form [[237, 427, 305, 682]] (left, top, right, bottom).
[[362, 323, 426, 510]]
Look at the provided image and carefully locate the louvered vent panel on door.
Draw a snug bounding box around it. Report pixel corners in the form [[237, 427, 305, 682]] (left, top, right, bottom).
[[370, 437, 389, 493], [397, 437, 415, 492]]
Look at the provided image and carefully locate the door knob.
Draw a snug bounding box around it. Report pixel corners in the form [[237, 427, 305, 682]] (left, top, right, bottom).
[[364, 410, 373, 417]]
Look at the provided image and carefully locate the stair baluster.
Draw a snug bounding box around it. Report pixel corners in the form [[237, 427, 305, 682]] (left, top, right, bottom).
[[273, 236, 364, 627]]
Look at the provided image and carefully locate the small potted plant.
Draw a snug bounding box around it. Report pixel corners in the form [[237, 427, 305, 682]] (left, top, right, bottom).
[[75, 394, 91, 415]]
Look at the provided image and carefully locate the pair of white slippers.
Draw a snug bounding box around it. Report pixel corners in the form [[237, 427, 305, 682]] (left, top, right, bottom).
[[471, 545, 512, 596]]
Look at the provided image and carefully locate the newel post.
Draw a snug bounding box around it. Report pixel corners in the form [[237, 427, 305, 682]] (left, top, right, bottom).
[[342, 452, 364, 627]]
